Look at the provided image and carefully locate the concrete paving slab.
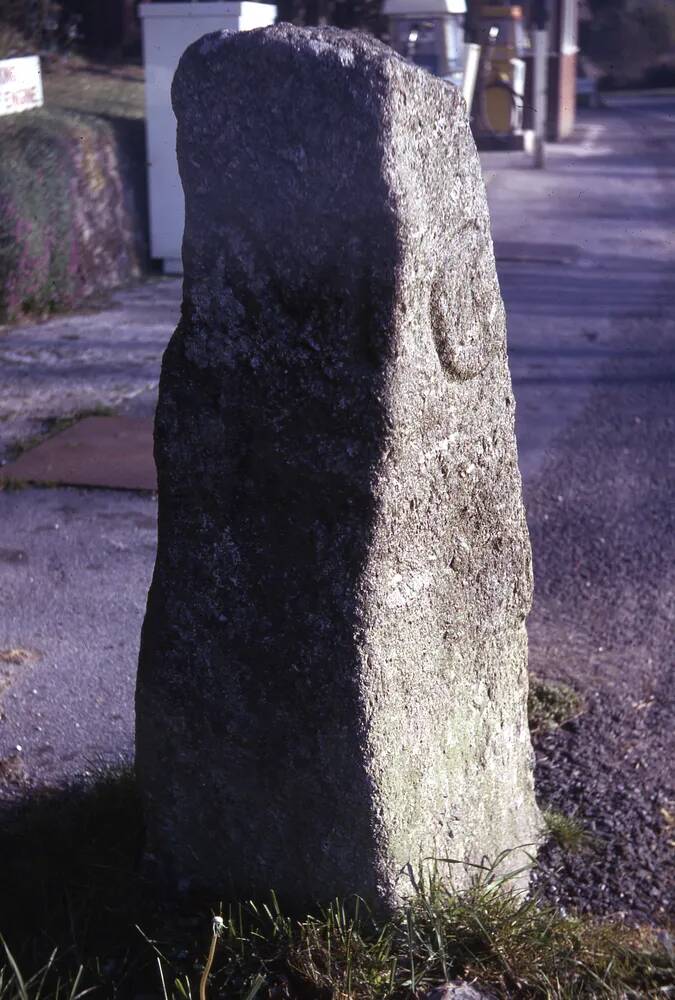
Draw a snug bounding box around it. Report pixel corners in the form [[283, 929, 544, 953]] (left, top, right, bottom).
[[0, 417, 156, 491]]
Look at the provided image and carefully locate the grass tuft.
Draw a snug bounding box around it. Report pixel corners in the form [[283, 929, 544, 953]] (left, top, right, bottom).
[[528, 678, 584, 733], [0, 770, 672, 999], [543, 810, 593, 853]]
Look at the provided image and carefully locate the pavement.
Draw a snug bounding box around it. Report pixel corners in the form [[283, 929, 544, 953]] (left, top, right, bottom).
[[0, 93, 673, 919]]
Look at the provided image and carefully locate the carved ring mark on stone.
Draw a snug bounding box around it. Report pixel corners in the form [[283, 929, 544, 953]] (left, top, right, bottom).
[[429, 234, 501, 382]]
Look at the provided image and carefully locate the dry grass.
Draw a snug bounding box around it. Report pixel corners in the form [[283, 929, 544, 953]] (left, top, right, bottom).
[[0, 648, 38, 666]]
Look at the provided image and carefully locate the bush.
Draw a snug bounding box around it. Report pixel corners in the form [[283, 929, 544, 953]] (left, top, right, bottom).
[[528, 677, 583, 733], [0, 21, 32, 58], [582, 0, 675, 84], [0, 107, 146, 323]]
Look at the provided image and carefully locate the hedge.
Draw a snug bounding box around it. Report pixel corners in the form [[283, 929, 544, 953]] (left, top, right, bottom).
[[0, 107, 147, 323]]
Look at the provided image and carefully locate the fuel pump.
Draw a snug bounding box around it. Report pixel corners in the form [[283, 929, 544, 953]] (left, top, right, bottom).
[[474, 4, 528, 139], [383, 0, 469, 89]]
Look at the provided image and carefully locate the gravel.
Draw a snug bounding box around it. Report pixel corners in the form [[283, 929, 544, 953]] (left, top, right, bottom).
[[525, 317, 674, 923]]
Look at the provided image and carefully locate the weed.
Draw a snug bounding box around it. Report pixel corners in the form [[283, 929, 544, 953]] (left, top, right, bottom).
[[543, 810, 593, 853], [528, 678, 584, 733]]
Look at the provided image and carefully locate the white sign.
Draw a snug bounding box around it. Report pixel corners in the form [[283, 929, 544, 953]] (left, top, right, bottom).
[[0, 55, 44, 117]]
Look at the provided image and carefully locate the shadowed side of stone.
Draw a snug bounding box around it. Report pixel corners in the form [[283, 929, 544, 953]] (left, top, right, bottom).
[[136, 24, 541, 908]]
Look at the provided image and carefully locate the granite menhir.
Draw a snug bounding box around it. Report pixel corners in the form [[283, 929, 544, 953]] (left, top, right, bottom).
[[136, 24, 542, 907]]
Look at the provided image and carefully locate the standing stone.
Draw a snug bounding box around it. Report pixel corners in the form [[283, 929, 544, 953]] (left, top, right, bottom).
[[136, 24, 541, 907]]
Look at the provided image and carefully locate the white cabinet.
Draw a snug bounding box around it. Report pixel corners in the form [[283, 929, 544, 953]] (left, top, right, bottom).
[[139, 3, 277, 273]]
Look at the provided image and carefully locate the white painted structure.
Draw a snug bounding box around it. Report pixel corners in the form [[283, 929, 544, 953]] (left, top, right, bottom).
[[139, 3, 276, 273], [0, 55, 43, 117], [383, 0, 465, 12], [383, 0, 467, 88]]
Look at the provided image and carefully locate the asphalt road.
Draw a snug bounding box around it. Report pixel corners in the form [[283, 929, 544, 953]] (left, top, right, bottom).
[[0, 94, 673, 920], [495, 94, 675, 921]]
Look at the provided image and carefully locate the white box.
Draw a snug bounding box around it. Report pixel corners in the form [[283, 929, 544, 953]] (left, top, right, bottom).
[[139, 3, 277, 273], [0, 55, 43, 117]]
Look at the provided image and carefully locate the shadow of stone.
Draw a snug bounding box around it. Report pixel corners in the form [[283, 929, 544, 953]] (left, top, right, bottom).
[[0, 768, 149, 984]]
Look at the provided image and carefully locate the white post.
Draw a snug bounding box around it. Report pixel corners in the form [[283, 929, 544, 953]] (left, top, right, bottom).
[[462, 42, 481, 114], [139, 2, 277, 274]]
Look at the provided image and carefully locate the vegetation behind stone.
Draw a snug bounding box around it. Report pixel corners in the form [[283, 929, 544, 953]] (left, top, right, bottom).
[[528, 677, 584, 734], [0, 65, 147, 325]]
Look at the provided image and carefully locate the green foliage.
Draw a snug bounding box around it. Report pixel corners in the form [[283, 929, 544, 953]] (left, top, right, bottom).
[[581, 0, 675, 80], [0, 63, 146, 325], [0, 110, 76, 321], [0, 770, 672, 999], [528, 678, 584, 733], [275, 0, 384, 33], [191, 880, 673, 999], [543, 810, 593, 853]]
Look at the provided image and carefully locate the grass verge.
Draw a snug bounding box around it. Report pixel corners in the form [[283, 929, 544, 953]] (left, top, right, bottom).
[[0, 769, 671, 999]]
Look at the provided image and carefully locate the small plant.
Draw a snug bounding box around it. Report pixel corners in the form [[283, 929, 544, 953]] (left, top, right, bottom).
[[528, 677, 584, 733], [199, 916, 224, 1000], [543, 809, 593, 853]]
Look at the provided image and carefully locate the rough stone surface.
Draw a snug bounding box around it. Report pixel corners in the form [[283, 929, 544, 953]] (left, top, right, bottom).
[[136, 24, 541, 907]]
